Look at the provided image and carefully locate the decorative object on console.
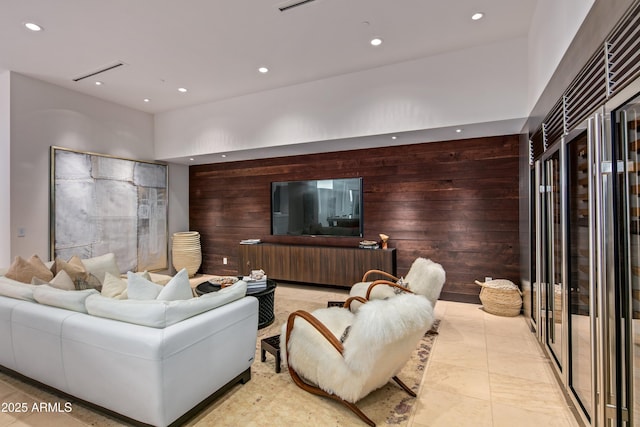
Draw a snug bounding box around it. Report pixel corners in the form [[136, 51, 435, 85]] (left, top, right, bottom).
[[172, 231, 202, 277], [50, 146, 168, 273], [379, 233, 389, 249], [359, 240, 379, 249]]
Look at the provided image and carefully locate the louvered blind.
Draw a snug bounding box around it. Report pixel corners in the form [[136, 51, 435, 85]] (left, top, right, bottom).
[[607, 1, 640, 96], [565, 47, 607, 131]]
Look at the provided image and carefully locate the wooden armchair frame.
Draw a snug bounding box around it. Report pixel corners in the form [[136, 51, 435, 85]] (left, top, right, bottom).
[[285, 298, 416, 427], [362, 269, 400, 282]]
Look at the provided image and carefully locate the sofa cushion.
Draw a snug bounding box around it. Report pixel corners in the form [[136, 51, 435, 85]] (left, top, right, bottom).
[[5, 255, 54, 283], [85, 280, 248, 328], [0, 276, 37, 301], [156, 269, 192, 301], [127, 271, 164, 300], [82, 253, 121, 284], [33, 285, 99, 313]]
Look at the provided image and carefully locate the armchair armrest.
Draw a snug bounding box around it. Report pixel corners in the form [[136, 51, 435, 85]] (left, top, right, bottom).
[[344, 296, 368, 310], [365, 280, 413, 300], [286, 310, 344, 356], [362, 269, 400, 282]]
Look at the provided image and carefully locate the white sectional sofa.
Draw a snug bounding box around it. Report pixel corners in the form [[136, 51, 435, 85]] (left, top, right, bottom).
[[0, 274, 259, 426]]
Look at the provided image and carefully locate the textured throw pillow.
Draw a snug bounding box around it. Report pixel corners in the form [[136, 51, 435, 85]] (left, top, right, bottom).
[[127, 271, 164, 300], [156, 268, 193, 301], [0, 276, 37, 301], [33, 285, 99, 313], [101, 272, 128, 299], [54, 257, 102, 291], [5, 255, 54, 283], [82, 253, 121, 284]]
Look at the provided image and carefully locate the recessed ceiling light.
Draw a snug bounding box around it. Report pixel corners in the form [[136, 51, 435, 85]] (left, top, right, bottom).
[[189, 158, 195, 161], [221, 154, 227, 158], [258, 67, 269, 74], [95, 81, 103, 86], [391, 136, 397, 140], [471, 12, 484, 20], [456, 129, 462, 133], [24, 22, 42, 31], [178, 87, 187, 93], [143, 98, 150, 103], [370, 37, 383, 46]]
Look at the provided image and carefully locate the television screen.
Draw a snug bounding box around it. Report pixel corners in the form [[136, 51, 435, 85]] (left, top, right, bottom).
[[271, 178, 363, 237]]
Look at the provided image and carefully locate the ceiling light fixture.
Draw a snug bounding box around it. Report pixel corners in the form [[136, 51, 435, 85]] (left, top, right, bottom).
[[221, 154, 227, 158], [471, 12, 484, 20], [370, 38, 383, 46], [143, 98, 150, 103], [178, 87, 187, 93], [391, 136, 397, 140], [95, 81, 103, 86], [24, 22, 42, 31], [456, 129, 462, 133], [189, 158, 195, 161], [258, 67, 269, 74]]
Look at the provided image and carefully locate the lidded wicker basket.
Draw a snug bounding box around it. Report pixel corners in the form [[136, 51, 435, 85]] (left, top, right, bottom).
[[475, 279, 522, 317]]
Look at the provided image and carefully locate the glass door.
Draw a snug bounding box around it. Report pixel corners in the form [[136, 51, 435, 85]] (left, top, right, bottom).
[[611, 96, 640, 426], [541, 148, 564, 367], [566, 131, 593, 420]]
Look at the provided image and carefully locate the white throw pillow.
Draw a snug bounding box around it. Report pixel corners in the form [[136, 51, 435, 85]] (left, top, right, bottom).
[[127, 271, 164, 300], [85, 280, 248, 328], [0, 276, 37, 301], [101, 272, 128, 299], [33, 285, 99, 313], [82, 253, 121, 284], [156, 268, 192, 301]]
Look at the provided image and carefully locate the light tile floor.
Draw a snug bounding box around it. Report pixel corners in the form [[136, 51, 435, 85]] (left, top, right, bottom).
[[0, 284, 582, 427], [411, 299, 582, 427]]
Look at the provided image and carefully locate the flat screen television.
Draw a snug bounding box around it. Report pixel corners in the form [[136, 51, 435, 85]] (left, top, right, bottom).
[[271, 178, 363, 237]]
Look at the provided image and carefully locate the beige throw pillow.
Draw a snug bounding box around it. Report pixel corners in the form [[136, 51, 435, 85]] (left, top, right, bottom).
[[101, 272, 128, 299], [82, 253, 121, 284], [5, 255, 54, 283], [31, 269, 76, 291]]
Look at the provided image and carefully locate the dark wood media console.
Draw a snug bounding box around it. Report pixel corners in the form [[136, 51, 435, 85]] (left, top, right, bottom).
[[238, 243, 396, 287]]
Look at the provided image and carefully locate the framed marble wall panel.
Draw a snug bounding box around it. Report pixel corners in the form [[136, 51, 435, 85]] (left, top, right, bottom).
[[50, 146, 168, 272]]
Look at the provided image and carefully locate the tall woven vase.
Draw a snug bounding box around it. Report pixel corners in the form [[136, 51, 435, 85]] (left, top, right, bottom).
[[172, 231, 202, 277]]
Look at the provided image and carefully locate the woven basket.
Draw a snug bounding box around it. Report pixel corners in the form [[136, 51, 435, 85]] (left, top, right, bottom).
[[475, 279, 522, 317]]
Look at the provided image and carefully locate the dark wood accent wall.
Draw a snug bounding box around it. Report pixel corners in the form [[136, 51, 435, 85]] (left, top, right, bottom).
[[189, 134, 520, 303]]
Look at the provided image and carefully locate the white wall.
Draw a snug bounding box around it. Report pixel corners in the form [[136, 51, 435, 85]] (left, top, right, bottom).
[[528, 0, 595, 112], [0, 72, 10, 266], [155, 37, 529, 160], [8, 72, 189, 262]]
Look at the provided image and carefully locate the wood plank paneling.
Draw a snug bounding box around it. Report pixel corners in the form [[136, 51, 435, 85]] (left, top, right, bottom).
[[189, 135, 521, 303]]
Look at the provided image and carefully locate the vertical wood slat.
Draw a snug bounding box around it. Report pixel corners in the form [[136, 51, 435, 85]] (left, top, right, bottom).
[[190, 134, 520, 303]]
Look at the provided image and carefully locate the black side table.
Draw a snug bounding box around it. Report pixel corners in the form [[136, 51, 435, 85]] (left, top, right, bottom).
[[195, 279, 277, 329]]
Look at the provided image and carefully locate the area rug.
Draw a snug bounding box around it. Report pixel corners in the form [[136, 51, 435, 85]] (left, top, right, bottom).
[[0, 293, 439, 427], [184, 297, 440, 427]]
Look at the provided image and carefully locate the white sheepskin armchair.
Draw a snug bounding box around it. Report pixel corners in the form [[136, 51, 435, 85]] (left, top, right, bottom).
[[350, 257, 446, 308], [281, 293, 434, 426]]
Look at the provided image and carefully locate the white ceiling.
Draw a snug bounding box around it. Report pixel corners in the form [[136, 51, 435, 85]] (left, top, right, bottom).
[[0, 0, 538, 115]]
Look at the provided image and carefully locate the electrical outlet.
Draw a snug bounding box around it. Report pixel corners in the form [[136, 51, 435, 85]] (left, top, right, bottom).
[[485, 276, 492, 282], [17, 227, 26, 238], [223, 257, 228, 265]]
